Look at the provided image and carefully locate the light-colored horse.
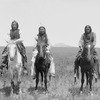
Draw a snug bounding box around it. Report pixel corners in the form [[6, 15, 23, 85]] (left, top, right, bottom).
[[7, 39, 23, 95]]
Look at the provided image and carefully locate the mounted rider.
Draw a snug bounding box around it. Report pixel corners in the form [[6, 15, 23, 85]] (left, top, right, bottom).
[[31, 26, 55, 78], [0, 20, 27, 72], [74, 25, 99, 77]]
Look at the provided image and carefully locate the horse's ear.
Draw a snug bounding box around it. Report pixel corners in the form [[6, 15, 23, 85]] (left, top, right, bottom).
[[35, 38, 38, 42], [5, 40, 9, 43]]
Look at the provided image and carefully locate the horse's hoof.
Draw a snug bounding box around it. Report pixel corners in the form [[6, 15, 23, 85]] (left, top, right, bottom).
[[45, 90, 49, 94], [80, 91, 83, 95], [10, 91, 13, 98], [16, 89, 20, 95], [89, 91, 93, 96], [34, 90, 38, 94], [35, 87, 37, 90], [19, 89, 22, 96], [42, 89, 48, 94]]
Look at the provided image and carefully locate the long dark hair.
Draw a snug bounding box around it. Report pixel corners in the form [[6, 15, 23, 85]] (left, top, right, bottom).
[[11, 20, 19, 31], [38, 26, 46, 36], [38, 26, 48, 44], [84, 25, 92, 34]]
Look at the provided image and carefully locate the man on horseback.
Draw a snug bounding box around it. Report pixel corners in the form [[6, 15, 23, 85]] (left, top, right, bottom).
[[0, 20, 27, 73], [31, 26, 55, 79], [74, 25, 99, 78]]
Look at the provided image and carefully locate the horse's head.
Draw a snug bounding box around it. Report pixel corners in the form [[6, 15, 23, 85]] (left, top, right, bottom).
[[37, 41, 46, 58], [82, 44, 94, 60], [7, 41, 17, 61]]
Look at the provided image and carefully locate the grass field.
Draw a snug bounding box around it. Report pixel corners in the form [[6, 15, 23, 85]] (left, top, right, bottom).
[[0, 46, 100, 100]]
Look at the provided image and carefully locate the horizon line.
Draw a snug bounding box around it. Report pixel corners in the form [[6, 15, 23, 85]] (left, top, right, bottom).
[[0, 45, 100, 48]]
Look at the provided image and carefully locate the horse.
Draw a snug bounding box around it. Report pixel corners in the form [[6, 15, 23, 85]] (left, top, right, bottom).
[[35, 40, 50, 92], [7, 39, 23, 95], [74, 44, 95, 94]]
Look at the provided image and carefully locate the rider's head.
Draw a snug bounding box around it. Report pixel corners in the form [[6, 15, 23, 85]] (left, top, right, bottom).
[[84, 25, 92, 34], [11, 20, 19, 31], [39, 26, 46, 36]]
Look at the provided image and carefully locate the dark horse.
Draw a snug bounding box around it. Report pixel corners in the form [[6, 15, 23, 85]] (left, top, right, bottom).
[[74, 44, 95, 94], [35, 40, 50, 91]]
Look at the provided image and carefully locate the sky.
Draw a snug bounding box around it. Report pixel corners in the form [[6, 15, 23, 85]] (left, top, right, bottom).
[[0, 0, 100, 47]]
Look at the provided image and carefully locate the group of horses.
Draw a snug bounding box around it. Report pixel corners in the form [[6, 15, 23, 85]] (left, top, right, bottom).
[[0, 39, 99, 96], [0, 39, 51, 96]]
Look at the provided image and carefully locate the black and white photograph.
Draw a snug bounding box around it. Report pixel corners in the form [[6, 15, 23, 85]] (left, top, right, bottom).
[[0, 0, 100, 100]]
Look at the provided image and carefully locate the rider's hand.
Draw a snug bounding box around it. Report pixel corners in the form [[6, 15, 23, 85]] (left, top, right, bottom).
[[79, 46, 82, 50]]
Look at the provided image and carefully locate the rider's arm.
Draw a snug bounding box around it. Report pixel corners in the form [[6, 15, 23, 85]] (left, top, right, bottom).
[[34, 35, 38, 47], [45, 35, 51, 50], [92, 32, 96, 47], [32, 35, 38, 57], [79, 33, 84, 49], [5, 33, 10, 42]]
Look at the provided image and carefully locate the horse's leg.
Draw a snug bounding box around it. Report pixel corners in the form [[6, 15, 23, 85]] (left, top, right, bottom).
[[35, 71, 39, 90], [17, 67, 22, 95], [44, 71, 48, 92], [11, 80, 15, 95], [77, 66, 79, 79], [10, 68, 15, 95], [86, 72, 89, 86], [48, 64, 51, 82], [89, 71, 93, 93], [49, 72, 51, 81], [80, 71, 84, 94], [94, 61, 98, 82], [40, 72, 43, 87], [74, 60, 80, 83]]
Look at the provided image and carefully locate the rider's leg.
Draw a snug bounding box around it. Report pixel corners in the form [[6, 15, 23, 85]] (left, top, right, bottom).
[[31, 48, 38, 78], [74, 57, 80, 79], [22, 56, 27, 70], [0, 46, 8, 70], [46, 50, 55, 77], [50, 56, 55, 77], [76, 49, 82, 60], [93, 49, 100, 78], [17, 42, 27, 71], [22, 43, 27, 70], [31, 57, 36, 77], [74, 49, 82, 79]]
